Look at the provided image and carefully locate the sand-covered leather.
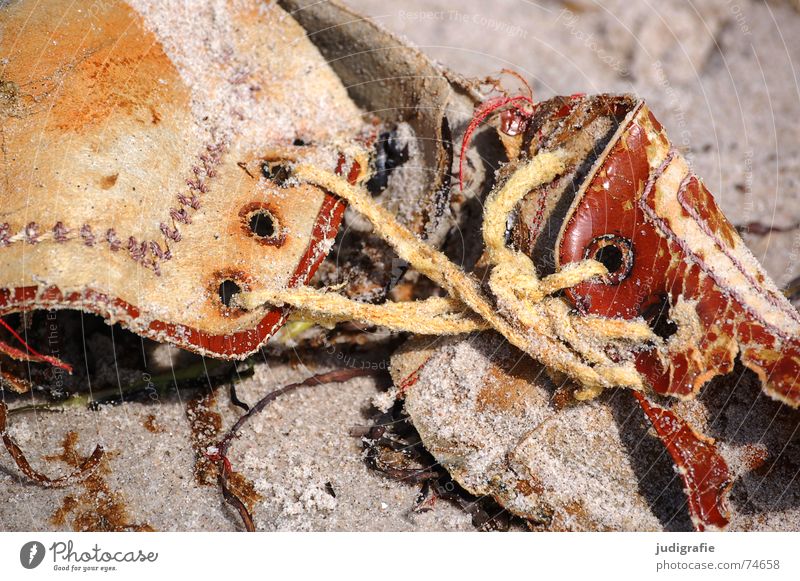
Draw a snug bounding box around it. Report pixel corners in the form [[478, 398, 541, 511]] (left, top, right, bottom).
[[0, 0, 366, 357]]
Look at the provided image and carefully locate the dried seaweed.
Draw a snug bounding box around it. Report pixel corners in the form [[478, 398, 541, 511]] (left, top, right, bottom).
[[0, 401, 103, 488], [208, 368, 377, 531], [356, 401, 524, 532]]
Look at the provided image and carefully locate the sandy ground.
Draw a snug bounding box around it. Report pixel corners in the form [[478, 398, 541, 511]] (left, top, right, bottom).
[[2, 0, 800, 531], [1, 352, 475, 531]]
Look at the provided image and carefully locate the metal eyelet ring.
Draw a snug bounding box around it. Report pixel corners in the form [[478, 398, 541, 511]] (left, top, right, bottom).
[[218, 279, 242, 308], [583, 234, 634, 284], [211, 269, 252, 315], [239, 202, 285, 247]]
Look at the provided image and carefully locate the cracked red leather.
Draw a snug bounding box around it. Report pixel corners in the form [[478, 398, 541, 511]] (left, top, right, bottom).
[[633, 392, 731, 531], [505, 93, 800, 530], [510, 94, 799, 408]]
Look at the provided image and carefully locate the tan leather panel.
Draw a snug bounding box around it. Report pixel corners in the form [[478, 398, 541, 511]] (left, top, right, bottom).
[[0, 0, 367, 355]]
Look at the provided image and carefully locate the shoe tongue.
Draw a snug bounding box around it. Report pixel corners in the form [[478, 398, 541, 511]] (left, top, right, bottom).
[[508, 94, 641, 276]]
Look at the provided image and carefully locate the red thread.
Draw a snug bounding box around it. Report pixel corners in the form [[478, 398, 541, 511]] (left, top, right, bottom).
[[458, 94, 536, 191], [0, 317, 73, 372], [204, 449, 232, 474]]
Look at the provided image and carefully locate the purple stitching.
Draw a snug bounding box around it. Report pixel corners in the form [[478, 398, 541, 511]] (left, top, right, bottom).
[[53, 222, 70, 243], [160, 223, 181, 242], [170, 207, 192, 224], [127, 237, 147, 262], [0, 51, 261, 279], [177, 193, 201, 209], [676, 174, 800, 325], [0, 138, 227, 276], [106, 228, 121, 251], [185, 178, 208, 193], [80, 225, 96, 247], [162, 141, 227, 249], [640, 148, 798, 339], [24, 222, 39, 244], [149, 241, 168, 260]]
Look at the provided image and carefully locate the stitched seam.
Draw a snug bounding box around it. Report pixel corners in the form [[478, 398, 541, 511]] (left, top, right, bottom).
[[640, 148, 795, 340], [675, 174, 800, 325], [0, 140, 225, 276]]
